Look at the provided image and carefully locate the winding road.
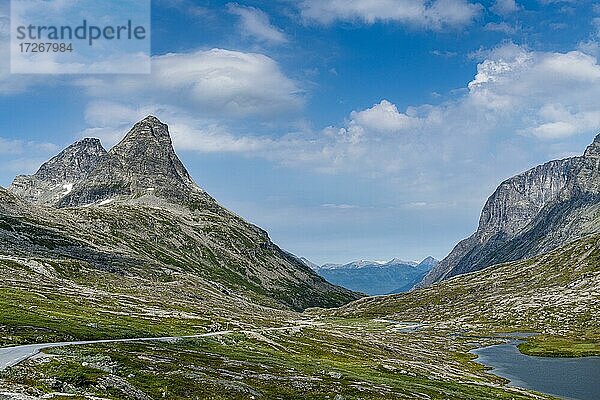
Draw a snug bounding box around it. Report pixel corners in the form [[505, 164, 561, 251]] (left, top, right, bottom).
[[0, 331, 233, 371], [0, 323, 313, 371]]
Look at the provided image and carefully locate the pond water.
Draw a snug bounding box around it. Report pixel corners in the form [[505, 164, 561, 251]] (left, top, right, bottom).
[[471, 341, 600, 400]]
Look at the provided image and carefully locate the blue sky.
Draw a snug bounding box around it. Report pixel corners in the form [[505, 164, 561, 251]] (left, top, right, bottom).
[[1, 0, 599, 264]]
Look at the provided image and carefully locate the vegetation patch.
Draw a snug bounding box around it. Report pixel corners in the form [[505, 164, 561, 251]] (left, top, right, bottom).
[[519, 335, 600, 357]]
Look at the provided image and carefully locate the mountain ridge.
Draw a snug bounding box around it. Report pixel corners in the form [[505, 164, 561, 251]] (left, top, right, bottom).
[[312, 257, 432, 271], [307, 256, 437, 295], [2, 116, 359, 310], [418, 133, 600, 287], [327, 231, 600, 344]]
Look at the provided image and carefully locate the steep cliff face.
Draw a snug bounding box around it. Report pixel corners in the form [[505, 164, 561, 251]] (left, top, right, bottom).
[[8, 138, 107, 206], [419, 134, 600, 287], [584, 133, 600, 157]]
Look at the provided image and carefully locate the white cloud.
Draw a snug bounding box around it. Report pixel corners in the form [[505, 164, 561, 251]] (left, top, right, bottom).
[[72, 43, 600, 210], [531, 121, 577, 139], [491, 0, 519, 15], [0, 137, 59, 184], [227, 3, 288, 44], [78, 49, 303, 118], [484, 22, 516, 34], [527, 105, 600, 140], [321, 203, 359, 209], [299, 0, 482, 30], [466, 44, 600, 121], [170, 119, 273, 153], [349, 100, 418, 133], [81, 101, 274, 154]]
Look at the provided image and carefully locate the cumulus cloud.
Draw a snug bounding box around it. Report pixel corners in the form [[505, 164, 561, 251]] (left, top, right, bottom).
[[299, 0, 482, 30], [227, 3, 288, 44], [527, 105, 600, 140], [78, 49, 303, 118], [466, 44, 600, 140], [349, 100, 419, 134]]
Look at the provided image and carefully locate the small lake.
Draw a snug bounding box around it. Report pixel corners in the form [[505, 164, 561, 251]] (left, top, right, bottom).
[[472, 341, 600, 400]]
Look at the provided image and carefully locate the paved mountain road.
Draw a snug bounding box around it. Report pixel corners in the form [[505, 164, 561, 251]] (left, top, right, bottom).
[[0, 323, 314, 371]]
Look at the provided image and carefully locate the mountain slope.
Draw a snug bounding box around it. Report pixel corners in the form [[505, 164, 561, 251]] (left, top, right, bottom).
[[330, 233, 600, 341], [2, 116, 359, 311], [419, 134, 600, 287], [312, 257, 436, 295]]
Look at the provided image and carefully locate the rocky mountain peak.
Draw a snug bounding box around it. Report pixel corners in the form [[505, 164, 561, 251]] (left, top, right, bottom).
[[584, 133, 600, 157], [8, 137, 107, 206], [9, 116, 206, 208], [107, 115, 195, 187], [417, 256, 438, 268], [56, 116, 201, 207], [33, 137, 106, 181], [121, 115, 171, 143]]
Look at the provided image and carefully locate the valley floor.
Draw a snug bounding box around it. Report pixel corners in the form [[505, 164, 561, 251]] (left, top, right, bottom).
[[0, 318, 554, 400], [0, 234, 598, 399]]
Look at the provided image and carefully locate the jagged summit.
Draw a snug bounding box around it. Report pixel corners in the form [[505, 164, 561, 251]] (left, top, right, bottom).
[[58, 116, 202, 207], [9, 116, 204, 208], [584, 133, 600, 157], [107, 115, 195, 188], [417, 256, 439, 268], [9, 137, 107, 206], [33, 137, 106, 182], [119, 116, 173, 146]]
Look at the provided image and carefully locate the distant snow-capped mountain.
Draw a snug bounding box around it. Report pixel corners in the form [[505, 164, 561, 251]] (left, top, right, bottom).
[[302, 257, 438, 295], [384, 258, 418, 266]]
